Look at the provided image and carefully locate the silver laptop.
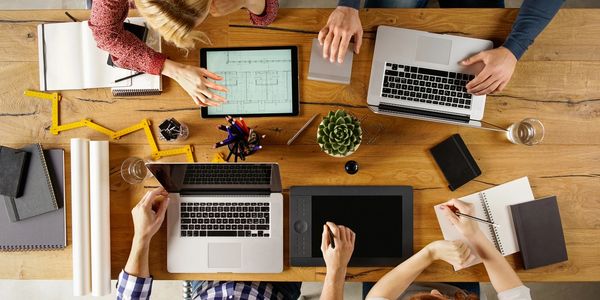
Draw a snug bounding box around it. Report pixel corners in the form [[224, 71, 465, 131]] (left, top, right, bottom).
[[367, 26, 501, 130], [146, 162, 283, 273]]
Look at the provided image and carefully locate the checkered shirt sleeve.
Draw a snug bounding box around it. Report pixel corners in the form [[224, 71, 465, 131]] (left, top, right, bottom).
[[116, 270, 153, 300]]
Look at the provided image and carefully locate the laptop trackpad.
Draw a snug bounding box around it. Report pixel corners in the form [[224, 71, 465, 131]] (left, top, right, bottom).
[[416, 36, 452, 65], [208, 243, 242, 268]]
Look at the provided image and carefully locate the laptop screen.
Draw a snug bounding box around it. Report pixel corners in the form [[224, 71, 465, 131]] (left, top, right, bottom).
[[310, 195, 403, 258]]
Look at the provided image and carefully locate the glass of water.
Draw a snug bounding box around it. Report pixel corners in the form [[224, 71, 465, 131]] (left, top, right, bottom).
[[120, 157, 151, 184], [506, 118, 545, 145]]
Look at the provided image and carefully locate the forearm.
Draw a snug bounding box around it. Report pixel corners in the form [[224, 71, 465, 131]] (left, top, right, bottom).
[[124, 238, 151, 277], [467, 231, 523, 292], [503, 0, 564, 59], [366, 248, 432, 299], [320, 269, 346, 300]]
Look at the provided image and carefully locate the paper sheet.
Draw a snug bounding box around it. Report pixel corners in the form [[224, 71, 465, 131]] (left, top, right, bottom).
[[90, 141, 111, 296], [71, 138, 91, 296]]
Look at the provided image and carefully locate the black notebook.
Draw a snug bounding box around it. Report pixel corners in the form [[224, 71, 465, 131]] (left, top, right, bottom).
[[510, 196, 568, 269], [430, 134, 481, 191], [3, 144, 59, 222], [0, 145, 30, 198], [0, 149, 66, 251]]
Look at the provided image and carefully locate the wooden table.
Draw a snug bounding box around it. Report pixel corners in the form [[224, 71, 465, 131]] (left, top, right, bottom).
[[0, 8, 599, 282]]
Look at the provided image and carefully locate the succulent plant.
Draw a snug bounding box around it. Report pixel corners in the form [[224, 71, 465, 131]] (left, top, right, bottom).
[[317, 110, 362, 157]]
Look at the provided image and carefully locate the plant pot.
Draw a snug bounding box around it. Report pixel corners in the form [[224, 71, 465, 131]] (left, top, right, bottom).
[[316, 110, 363, 158]]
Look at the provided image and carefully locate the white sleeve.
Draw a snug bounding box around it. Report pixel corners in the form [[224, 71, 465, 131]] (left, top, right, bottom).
[[497, 285, 532, 300]]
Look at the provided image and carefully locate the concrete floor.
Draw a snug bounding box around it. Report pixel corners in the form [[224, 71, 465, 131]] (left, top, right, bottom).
[[1, 0, 599, 299]]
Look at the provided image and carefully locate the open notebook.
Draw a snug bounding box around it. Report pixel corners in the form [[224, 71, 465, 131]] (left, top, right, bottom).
[[434, 176, 534, 270]]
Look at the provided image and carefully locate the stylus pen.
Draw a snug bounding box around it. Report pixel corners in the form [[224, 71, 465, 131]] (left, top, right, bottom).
[[115, 71, 144, 83], [455, 211, 500, 228], [287, 113, 320, 145], [328, 226, 336, 248]]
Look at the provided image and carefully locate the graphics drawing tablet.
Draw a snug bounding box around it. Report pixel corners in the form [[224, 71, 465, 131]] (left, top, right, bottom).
[[200, 46, 299, 118], [289, 186, 413, 267]]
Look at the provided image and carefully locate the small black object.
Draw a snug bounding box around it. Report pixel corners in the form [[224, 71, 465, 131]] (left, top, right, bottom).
[[344, 160, 359, 175], [158, 118, 182, 141], [0, 146, 30, 198], [430, 134, 481, 191]]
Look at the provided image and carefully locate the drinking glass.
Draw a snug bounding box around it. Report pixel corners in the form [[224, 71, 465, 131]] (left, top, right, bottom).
[[506, 118, 545, 145], [120, 157, 151, 184]]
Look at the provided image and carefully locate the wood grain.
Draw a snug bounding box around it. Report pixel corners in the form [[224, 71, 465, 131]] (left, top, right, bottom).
[[0, 8, 598, 282]]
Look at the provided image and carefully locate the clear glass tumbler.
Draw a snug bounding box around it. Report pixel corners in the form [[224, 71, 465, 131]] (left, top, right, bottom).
[[120, 157, 151, 184], [506, 118, 545, 145]]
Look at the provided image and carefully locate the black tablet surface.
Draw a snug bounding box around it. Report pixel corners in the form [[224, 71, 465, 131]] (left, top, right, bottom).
[[290, 186, 413, 267], [199, 46, 299, 118]]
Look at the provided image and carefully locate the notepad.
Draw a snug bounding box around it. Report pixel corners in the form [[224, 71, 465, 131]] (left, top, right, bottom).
[[0, 149, 66, 251], [37, 21, 132, 91], [111, 18, 163, 96], [434, 176, 534, 270]]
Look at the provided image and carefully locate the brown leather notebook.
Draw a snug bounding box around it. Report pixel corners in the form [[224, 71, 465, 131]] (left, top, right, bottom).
[[510, 196, 568, 269]]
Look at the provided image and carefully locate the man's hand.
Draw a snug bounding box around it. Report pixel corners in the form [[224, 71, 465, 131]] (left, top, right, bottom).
[[162, 59, 228, 107], [318, 6, 363, 63], [131, 187, 170, 245], [439, 199, 481, 238], [321, 222, 355, 273], [462, 46, 517, 95], [426, 240, 474, 268]]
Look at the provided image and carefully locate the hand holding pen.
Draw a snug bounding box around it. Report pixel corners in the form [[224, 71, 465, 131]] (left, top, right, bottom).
[[321, 222, 355, 272], [438, 199, 485, 238]]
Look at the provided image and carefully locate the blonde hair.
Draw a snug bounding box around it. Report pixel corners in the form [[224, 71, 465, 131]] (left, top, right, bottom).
[[134, 0, 212, 50]]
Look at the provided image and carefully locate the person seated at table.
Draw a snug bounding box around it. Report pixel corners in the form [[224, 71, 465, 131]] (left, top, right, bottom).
[[365, 199, 530, 300], [116, 187, 356, 300], [90, 0, 278, 107], [320, 0, 564, 95]]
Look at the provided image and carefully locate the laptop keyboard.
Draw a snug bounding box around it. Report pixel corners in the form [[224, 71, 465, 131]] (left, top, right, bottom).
[[180, 202, 271, 238], [183, 164, 272, 185], [381, 62, 475, 110]]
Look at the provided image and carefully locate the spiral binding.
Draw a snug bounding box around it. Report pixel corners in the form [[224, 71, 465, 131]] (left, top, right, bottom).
[[1, 244, 64, 251], [480, 192, 504, 255], [36, 144, 59, 210], [112, 89, 161, 97]]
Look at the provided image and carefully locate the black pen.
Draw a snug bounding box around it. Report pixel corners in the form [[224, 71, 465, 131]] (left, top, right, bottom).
[[328, 225, 336, 248], [455, 211, 500, 227], [115, 71, 144, 83]]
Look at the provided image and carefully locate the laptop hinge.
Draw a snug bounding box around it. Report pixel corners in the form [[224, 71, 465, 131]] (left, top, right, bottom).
[[378, 103, 471, 123], [180, 189, 271, 196]]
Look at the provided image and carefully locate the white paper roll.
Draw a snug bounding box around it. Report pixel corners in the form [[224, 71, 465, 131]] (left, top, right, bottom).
[[90, 141, 111, 296], [71, 138, 91, 296]]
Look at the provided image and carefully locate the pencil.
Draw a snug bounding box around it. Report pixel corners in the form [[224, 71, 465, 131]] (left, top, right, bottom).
[[455, 211, 500, 227], [287, 113, 319, 145], [115, 71, 144, 83]]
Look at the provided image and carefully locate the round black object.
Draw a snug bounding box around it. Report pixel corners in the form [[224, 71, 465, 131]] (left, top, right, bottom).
[[345, 160, 359, 175]]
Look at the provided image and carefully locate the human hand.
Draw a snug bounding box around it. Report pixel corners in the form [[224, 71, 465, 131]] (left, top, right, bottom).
[[462, 46, 517, 95], [131, 187, 170, 245], [161, 59, 228, 107], [318, 6, 363, 63], [426, 240, 474, 268], [321, 222, 355, 274], [439, 199, 480, 238]]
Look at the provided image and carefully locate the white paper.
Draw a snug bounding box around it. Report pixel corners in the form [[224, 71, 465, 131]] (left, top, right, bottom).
[[89, 141, 111, 296], [71, 138, 91, 296]]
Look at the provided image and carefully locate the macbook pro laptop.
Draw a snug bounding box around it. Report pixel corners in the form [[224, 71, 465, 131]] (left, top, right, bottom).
[[146, 162, 283, 273], [367, 26, 503, 131]]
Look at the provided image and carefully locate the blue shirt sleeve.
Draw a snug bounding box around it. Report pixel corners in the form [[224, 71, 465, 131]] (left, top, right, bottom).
[[116, 270, 153, 300], [337, 0, 361, 10], [503, 0, 564, 60]]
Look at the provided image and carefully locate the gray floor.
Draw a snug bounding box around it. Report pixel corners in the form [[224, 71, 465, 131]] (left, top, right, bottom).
[[1, 0, 599, 299]]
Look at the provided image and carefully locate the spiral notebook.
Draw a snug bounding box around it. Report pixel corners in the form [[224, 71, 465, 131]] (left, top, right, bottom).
[[0, 149, 66, 251], [434, 177, 534, 270], [111, 17, 162, 96]]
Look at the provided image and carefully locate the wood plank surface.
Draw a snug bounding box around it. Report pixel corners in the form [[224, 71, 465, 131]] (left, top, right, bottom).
[[0, 8, 598, 282]]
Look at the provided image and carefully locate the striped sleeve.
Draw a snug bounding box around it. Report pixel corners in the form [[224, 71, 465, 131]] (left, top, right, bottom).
[[116, 270, 153, 300]]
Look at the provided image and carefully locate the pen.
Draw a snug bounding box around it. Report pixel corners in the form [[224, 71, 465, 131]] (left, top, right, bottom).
[[327, 225, 336, 248], [455, 211, 500, 228], [287, 113, 319, 145], [115, 71, 144, 83]]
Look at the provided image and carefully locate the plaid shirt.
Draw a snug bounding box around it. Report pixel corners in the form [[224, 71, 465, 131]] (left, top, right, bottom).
[[116, 270, 284, 300]]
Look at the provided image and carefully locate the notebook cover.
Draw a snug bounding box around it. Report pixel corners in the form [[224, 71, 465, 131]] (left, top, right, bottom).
[[510, 196, 568, 269], [0, 146, 30, 198], [430, 134, 481, 191], [3, 144, 58, 222], [0, 149, 66, 251]]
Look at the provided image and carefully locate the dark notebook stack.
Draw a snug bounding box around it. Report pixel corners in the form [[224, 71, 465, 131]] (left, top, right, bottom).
[[511, 196, 568, 269], [0, 144, 66, 251]]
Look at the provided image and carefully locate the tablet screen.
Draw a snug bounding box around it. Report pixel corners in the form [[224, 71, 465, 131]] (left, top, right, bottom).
[[202, 47, 298, 117], [311, 195, 403, 258]]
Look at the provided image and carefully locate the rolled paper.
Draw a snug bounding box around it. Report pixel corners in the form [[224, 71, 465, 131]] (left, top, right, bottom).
[[90, 141, 111, 296], [71, 138, 91, 296]]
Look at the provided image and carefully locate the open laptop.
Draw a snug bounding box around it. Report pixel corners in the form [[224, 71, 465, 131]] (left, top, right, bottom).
[[367, 26, 503, 131], [146, 162, 283, 273]]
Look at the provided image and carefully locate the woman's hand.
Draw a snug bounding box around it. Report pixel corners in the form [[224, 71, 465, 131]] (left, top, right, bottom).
[[162, 59, 228, 107], [319, 6, 363, 63], [131, 187, 170, 245], [321, 222, 355, 274], [426, 240, 474, 268], [439, 199, 481, 238], [462, 46, 517, 95]]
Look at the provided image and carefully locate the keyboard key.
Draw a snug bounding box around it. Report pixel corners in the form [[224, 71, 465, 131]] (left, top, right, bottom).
[[208, 231, 237, 237]]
